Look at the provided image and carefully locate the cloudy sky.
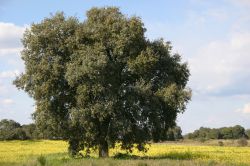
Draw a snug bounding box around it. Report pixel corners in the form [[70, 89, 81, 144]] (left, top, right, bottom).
[[0, 0, 250, 133]]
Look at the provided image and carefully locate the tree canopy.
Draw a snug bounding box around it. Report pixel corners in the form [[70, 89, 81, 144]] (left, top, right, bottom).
[[14, 7, 191, 157], [0, 119, 36, 140], [185, 125, 248, 140]]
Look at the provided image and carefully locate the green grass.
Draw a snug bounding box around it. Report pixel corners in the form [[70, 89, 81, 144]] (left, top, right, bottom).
[[0, 140, 250, 166], [0, 156, 235, 166]]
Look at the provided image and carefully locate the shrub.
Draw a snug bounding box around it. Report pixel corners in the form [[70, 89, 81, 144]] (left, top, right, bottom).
[[218, 141, 224, 146], [237, 138, 248, 147], [199, 137, 206, 143], [37, 155, 46, 166]]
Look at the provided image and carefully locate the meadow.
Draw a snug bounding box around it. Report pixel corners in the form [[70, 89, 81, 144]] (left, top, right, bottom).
[[0, 140, 250, 166]]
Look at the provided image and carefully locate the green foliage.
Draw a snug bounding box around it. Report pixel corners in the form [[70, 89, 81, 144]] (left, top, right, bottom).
[[113, 153, 139, 159], [37, 155, 47, 166], [21, 123, 40, 139], [199, 137, 207, 143], [186, 125, 248, 140], [158, 126, 183, 141], [159, 151, 203, 160], [245, 129, 250, 138], [0, 119, 27, 140], [0, 119, 61, 140], [14, 7, 191, 157], [14, 12, 79, 140]]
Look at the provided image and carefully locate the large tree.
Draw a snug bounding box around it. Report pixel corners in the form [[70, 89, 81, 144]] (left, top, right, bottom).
[[14, 7, 191, 157]]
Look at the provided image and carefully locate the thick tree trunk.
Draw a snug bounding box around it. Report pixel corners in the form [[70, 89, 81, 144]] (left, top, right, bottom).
[[99, 141, 109, 158]]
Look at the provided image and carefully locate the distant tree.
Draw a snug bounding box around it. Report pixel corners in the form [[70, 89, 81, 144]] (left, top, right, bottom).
[[12, 128, 27, 140], [0, 119, 21, 129], [186, 129, 200, 139], [232, 125, 246, 139], [14, 7, 191, 157], [0, 119, 27, 140], [173, 126, 183, 140], [220, 127, 232, 139], [166, 129, 175, 141], [185, 125, 248, 140], [246, 129, 250, 139], [0, 119, 62, 140], [208, 129, 220, 139], [22, 124, 38, 139], [162, 126, 183, 141], [199, 127, 210, 139]]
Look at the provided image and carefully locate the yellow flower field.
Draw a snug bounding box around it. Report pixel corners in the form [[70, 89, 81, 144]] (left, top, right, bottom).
[[0, 140, 250, 165], [143, 144, 250, 164], [0, 140, 68, 164]]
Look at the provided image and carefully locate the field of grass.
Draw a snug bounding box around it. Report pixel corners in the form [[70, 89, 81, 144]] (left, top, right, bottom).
[[0, 140, 250, 166]]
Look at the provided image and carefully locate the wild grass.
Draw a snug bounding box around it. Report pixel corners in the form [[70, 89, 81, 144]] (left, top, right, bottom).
[[0, 140, 250, 166]]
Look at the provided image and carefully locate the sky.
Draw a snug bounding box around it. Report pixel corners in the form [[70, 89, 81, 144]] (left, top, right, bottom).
[[0, 0, 250, 134]]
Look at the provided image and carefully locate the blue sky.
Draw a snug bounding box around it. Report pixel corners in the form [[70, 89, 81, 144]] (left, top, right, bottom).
[[1, 0, 250, 133]]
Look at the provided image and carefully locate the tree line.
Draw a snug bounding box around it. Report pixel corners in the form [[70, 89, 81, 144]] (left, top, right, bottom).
[[2, 118, 249, 142], [185, 125, 250, 140], [0, 119, 183, 141], [0, 119, 55, 140]]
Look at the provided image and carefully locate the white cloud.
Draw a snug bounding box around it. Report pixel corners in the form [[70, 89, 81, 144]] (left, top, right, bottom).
[[1, 99, 14, 105], [0, 22, 25, 56], [231, 0, 250, 7], [0, 70, 20, 79], [187, 11, 206, 27], [0, 48, 22, 57], [0, 84, 7, 94], [0, 22, 25, 47], [186, 8, 228, 28], [236, 103, 250, 114], [189, 32, 250, 95], [204, 9, 228, 21]]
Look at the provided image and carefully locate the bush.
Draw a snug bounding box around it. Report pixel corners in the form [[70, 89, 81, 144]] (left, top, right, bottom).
[[237, 138, 248, 147], [113, 153, 138, 159], [37, 155, 46, 166], [218, 141, 224, 146], [199, 137, 206, 143]]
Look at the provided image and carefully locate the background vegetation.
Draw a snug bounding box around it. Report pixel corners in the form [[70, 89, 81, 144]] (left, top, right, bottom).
[[0, 119, 183, 141], [185, 125, 249, 140]]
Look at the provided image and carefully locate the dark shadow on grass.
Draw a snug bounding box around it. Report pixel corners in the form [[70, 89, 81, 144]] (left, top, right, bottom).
[[113, 151, 206, 160]]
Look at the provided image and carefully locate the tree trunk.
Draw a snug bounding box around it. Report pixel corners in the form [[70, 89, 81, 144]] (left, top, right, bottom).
[[99, 141, 109, 158]]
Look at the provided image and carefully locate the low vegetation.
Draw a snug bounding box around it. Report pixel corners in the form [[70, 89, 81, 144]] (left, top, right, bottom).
[[1, 140, 250, 166]]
